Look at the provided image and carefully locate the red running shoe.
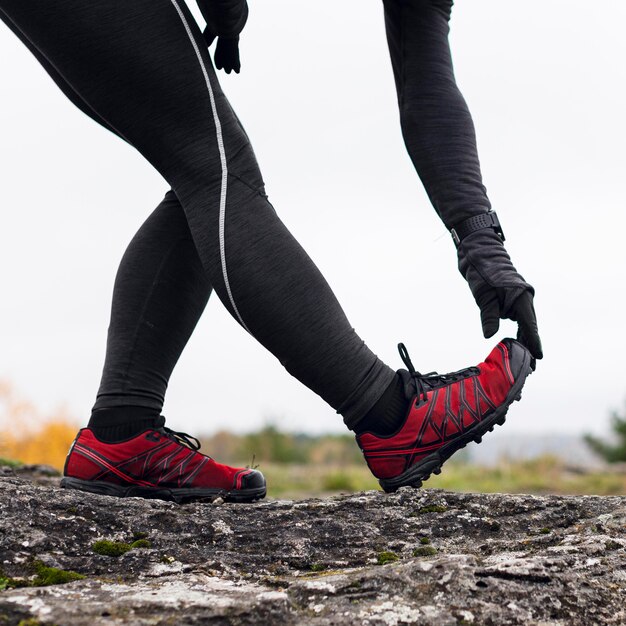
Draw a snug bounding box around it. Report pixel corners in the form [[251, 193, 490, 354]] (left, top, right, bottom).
[[357, 338, 533, 493], [61, 418, 266, 503]]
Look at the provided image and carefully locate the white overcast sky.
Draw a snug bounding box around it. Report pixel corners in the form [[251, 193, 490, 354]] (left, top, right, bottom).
[[0, 1, 625, 437]]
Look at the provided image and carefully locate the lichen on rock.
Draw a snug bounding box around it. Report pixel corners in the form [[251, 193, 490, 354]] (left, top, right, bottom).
[[0, 469, 624, 625]]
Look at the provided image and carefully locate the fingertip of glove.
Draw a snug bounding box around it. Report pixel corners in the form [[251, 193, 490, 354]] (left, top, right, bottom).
[[517, 336, 543, 361], [482, 322, 499, 339], [518, 331, 543, 361]]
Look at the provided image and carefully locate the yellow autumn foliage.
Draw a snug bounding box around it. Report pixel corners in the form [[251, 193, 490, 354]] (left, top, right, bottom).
[[0, 379, 78, 470]]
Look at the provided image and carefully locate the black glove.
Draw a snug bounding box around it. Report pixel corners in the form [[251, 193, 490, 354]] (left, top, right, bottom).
[[196, 0, 249, 42], [214, 36, 240, 74], [203, 27, 241, 74], [457, 228, 543, 359]]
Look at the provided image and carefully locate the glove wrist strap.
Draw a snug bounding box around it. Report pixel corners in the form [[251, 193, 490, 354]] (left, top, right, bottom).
[[451, 211, 505, 247]]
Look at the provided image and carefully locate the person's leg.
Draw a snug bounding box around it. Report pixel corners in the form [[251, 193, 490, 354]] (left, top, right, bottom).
[[91, 192, 212, 435], [0, 0, 395, 430], [382, 0, 490, 228], [0, 7, 213, 439], [350, 1, 536, 491], [0, 1, 535, 497]]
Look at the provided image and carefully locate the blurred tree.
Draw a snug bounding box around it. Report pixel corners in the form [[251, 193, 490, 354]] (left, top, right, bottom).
[[201, 430, 242, 464], [584, 402, 626, 463], [239, 424, 306, 464], [309, 434, 363, 466], [200, 427, 364, 466], [0, 379, 38, 427], [0, 379, 78, 469]]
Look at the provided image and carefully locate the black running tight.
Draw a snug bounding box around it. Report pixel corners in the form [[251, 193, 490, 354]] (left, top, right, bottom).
[[1, 0, 491, 429], [0, 0, 395, 428]]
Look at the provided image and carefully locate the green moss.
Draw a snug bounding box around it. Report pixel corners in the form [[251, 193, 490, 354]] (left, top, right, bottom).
[[605, 540, 622, 551], [0, 458, 21, 468], [32, 561, 85, 586], [539, 527, 551, 534], [1, 563, 85, 591], [92, 540, 133, 557], [413, 546, 438, 557], [418, 505, 448, 514], [17, 619, 42, 626], [310, 563, 326, 572], [377, 551, 400, 565], [299, 568, 346, 580], [419, 537, 431, 545], [132, 531, 149, 541], [93, 538, 151, 556], [0, 572, 28, 591], [65, 506, 78, 515]]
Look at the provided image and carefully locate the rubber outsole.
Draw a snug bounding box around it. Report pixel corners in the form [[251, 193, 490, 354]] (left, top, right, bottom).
[[60, 476, 266, 504], [379, 346, 533, 494]]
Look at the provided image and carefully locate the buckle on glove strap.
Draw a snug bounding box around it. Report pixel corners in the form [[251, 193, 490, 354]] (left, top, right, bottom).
[[451, 211, 505, 247]]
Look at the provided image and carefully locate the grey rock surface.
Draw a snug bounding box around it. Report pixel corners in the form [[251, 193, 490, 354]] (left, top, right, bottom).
[[0, 467, 624, 625]]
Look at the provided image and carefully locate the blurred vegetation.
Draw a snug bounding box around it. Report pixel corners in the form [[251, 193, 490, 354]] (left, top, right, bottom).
[[1, 380, 625, 498], [256, 456, 626, 499], [201, 425, 364, 466], [0, 379, 77, 468], [585, 401, 626, 463]]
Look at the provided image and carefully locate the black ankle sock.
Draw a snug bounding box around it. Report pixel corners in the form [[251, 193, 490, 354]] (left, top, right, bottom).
[[354, 373, 410, 435], [88, 407, 161, 443]]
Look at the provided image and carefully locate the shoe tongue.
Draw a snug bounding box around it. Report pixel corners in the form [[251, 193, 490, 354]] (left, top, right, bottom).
[[397, 369, 418, 400], [398, 368, 448, 397]]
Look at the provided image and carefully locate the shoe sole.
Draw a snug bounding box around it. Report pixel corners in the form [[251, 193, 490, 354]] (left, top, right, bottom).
[[379, 347, 533, 494], [60, 477, 266, 504]]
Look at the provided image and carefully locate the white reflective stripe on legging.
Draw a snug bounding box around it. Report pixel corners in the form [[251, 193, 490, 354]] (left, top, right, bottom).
[[169, 0, 251, 333]]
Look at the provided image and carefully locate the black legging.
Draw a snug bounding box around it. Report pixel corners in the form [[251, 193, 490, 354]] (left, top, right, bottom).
[[1, 0, 490, 429], [0, 0, 395, 428]]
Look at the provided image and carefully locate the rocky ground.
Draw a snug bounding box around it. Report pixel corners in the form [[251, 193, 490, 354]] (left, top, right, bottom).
[[0, 465, 624, 625]]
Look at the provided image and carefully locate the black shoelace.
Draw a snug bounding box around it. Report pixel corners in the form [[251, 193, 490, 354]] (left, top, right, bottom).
[[398, 343, 478, 405], [155, 416, 201, 451]]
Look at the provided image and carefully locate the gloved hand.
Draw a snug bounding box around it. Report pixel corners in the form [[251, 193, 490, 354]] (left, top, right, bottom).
[[203, 27, 241, 74], [214, 36, 241, 74], [457, 229, 543, 359]]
